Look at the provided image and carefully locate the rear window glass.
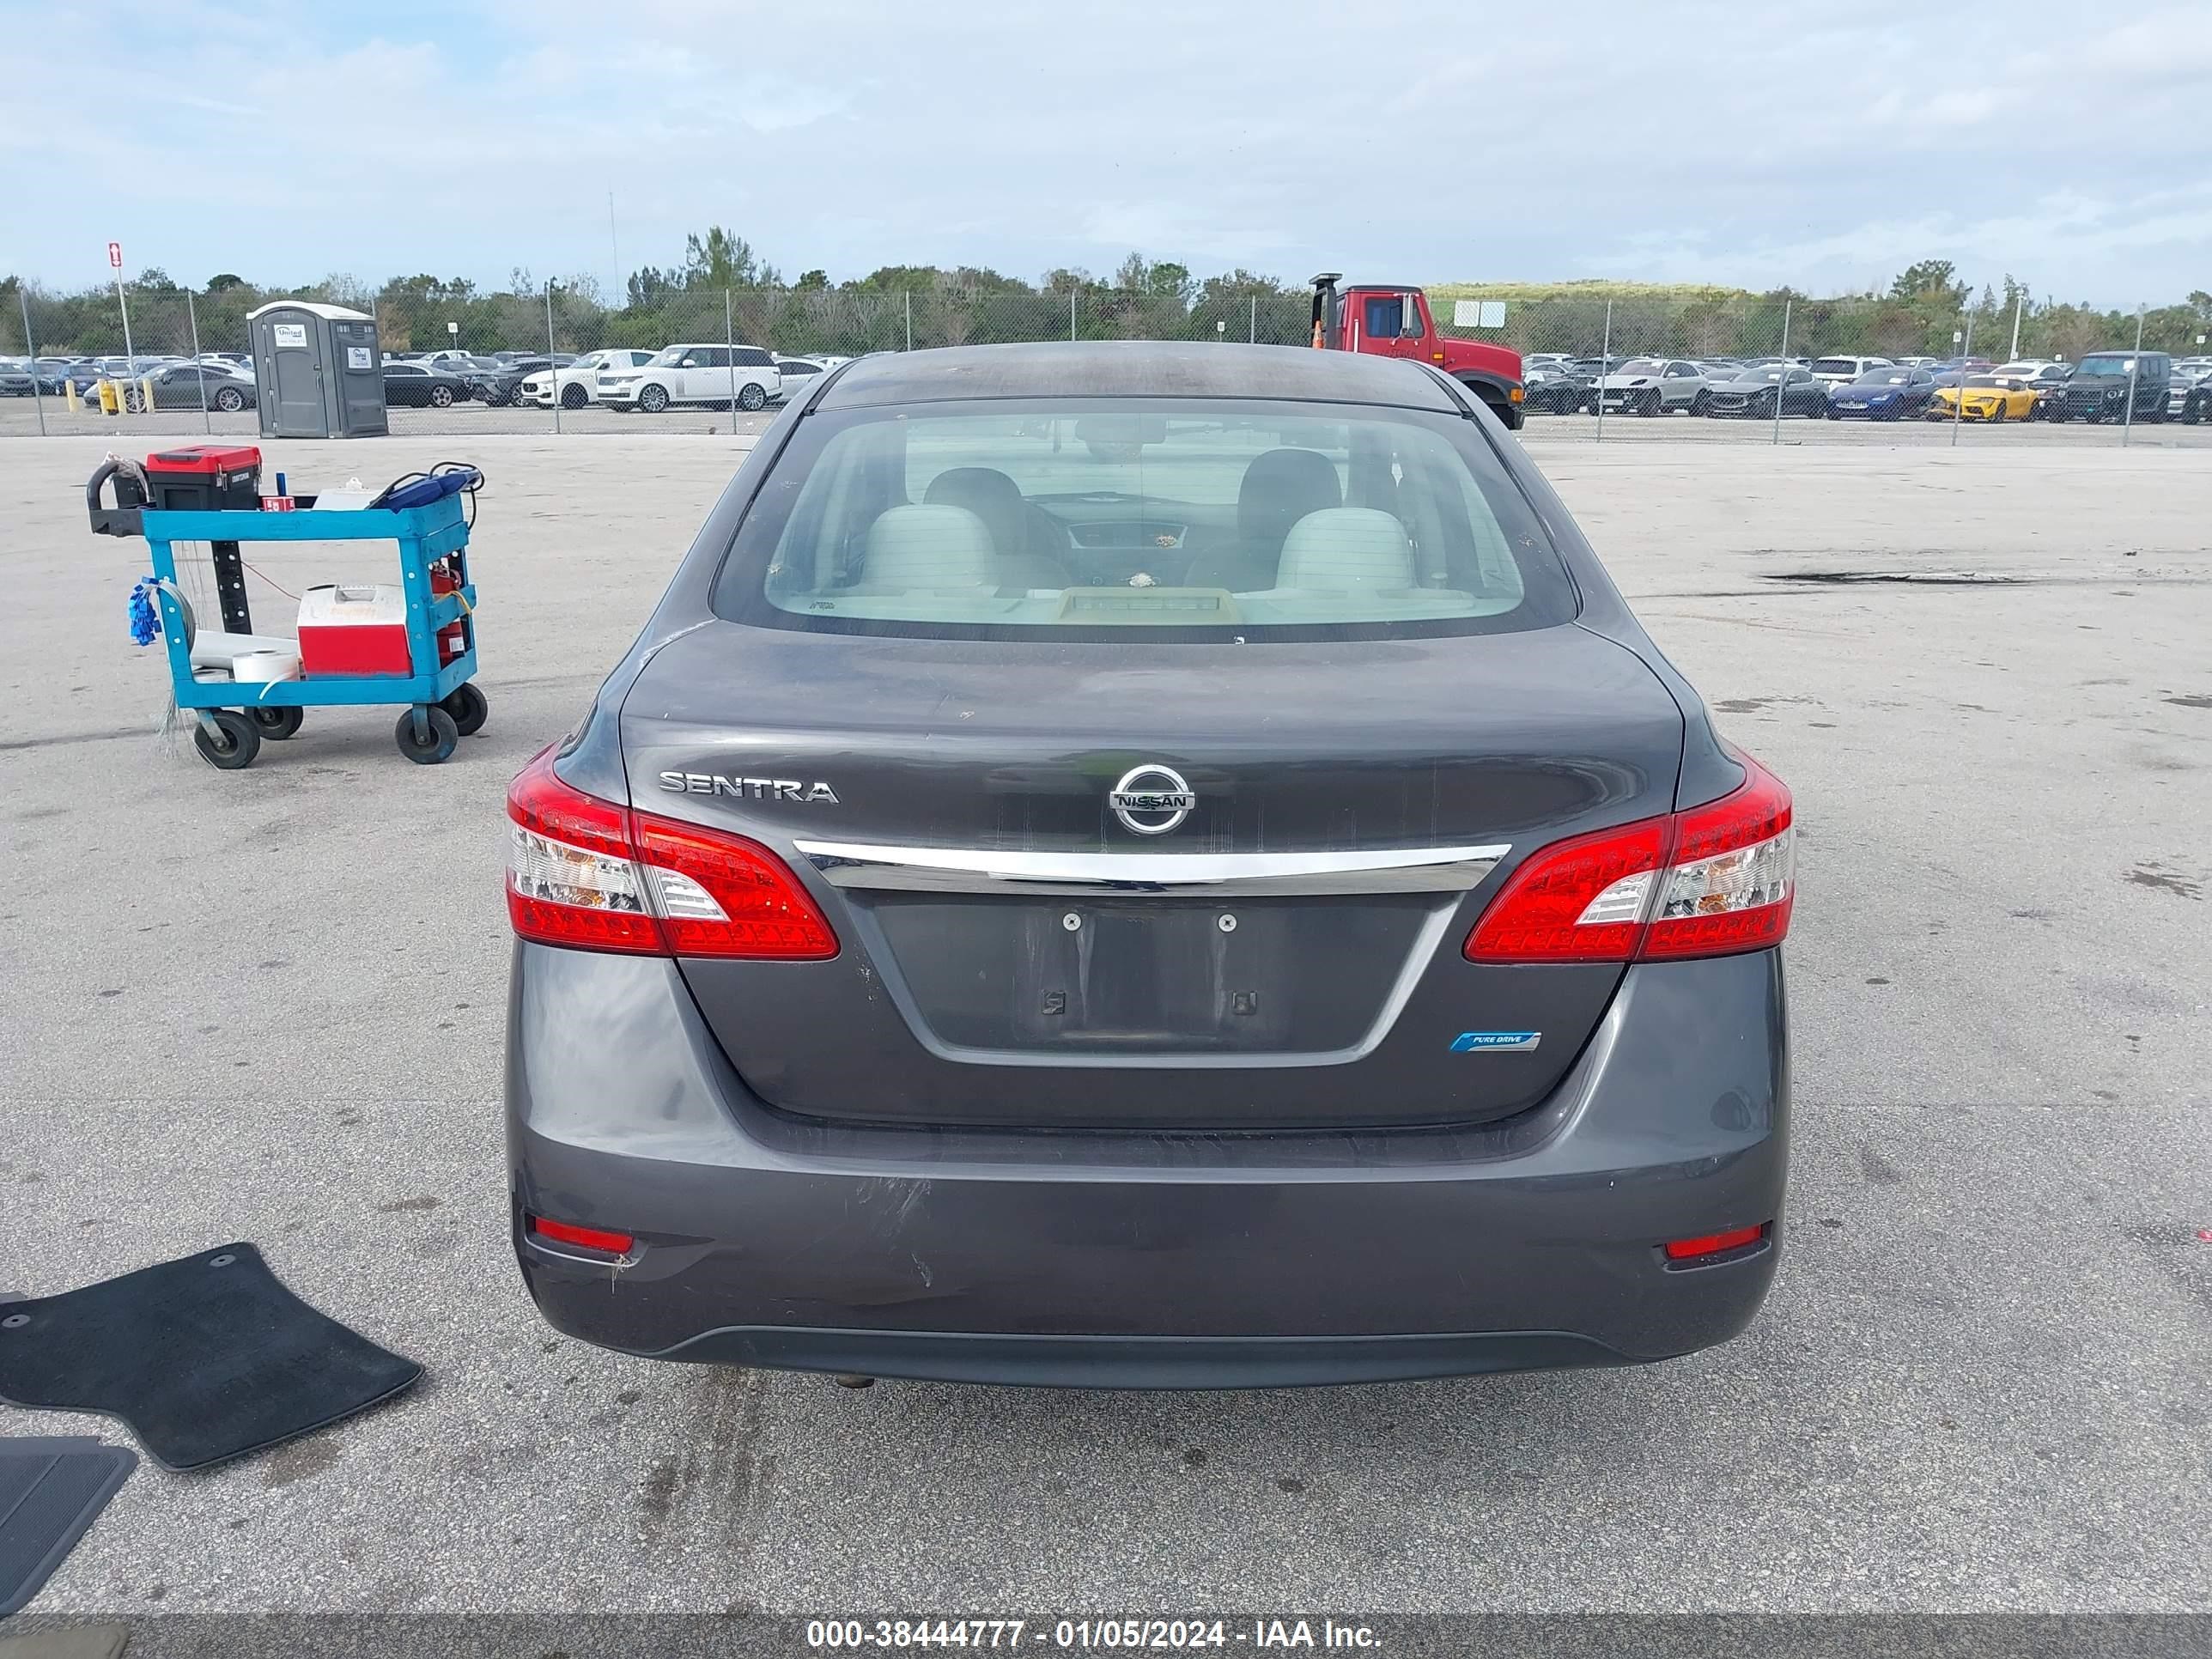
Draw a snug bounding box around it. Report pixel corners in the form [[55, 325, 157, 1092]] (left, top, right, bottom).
[[711, 399, 1577, 643], [1811, 359, 1858, 374]]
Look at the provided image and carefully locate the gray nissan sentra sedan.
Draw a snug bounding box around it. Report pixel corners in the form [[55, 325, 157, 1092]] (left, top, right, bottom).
[[505, 341, 1794, 1388]]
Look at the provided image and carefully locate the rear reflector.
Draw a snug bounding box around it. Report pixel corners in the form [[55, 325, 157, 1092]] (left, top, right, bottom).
[[1662, 1223, 1769, 1261], [506, 745, 837, 960], [1466, 750, 1793, 963], [528, 1214, 635, 1255]]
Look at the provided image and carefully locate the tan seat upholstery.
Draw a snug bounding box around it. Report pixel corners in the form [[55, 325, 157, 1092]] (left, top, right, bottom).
[[1273, 507, 1414, 590], [861, 505, 998, 589]]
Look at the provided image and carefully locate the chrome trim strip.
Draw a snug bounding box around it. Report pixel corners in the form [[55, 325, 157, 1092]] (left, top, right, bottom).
[[794, 841, 1511, 897]]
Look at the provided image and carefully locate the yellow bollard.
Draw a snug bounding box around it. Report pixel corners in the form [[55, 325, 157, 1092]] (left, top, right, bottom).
[[63, 379, 80, 413], [138, 374, 154, 413]]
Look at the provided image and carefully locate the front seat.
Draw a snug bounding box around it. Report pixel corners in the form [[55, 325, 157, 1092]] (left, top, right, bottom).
[[923, 467, 1071, 590], [1273, 507, 1415, 590], [859, 504, 998, 590], [1183, 447, 1342, 591]]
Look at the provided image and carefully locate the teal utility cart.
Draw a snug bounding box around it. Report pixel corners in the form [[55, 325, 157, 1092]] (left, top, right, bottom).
[[91, 449, 486, 769]]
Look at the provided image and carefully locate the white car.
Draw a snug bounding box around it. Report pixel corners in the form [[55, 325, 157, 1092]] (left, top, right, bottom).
[[769, 356, 830, 401], [1808, 355, 1893, 386], [520, 349, 656, 410], [1595, 357, 1709, 416], [599, 343, 781, 413]]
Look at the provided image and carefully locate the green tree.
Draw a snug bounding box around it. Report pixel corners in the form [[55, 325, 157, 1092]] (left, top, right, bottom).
[[1890, 260, 1968, 307], [682, 227, 761, 289]]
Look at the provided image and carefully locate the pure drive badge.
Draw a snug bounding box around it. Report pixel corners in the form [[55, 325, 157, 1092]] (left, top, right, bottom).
[[1450, 1031, 1541, 1053], [659, 773, 839, 803]]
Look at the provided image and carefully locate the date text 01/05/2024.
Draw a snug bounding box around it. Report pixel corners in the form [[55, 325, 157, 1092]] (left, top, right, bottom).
[[804, 1619, 1382, 1650]]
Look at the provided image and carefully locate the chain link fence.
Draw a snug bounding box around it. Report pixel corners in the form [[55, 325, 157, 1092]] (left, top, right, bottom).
[[6, 274, 2207, 444]]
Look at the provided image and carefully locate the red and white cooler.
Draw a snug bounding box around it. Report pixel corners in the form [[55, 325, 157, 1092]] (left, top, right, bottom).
[[296, 585, 412, 677]]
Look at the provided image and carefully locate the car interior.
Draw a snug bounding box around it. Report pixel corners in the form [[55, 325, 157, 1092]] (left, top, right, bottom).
[[757, 410, 1535, 627]]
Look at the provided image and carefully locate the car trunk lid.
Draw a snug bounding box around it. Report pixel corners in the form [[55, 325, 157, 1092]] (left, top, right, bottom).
[[622, 620, 1684, 1130]]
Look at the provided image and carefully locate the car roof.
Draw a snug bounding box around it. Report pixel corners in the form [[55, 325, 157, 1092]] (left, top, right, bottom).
[[815, 341, 1464, 412]]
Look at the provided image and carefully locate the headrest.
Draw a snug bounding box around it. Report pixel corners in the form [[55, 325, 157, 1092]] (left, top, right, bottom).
[[862, 504, 997, 588], [1273, 508, 1414, 590], [1237, 447, 1342, 548], [923, 467, 1026, 556]]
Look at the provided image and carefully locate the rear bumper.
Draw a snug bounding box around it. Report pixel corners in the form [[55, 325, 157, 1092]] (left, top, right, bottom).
[[507, 943, 1790, 1386]]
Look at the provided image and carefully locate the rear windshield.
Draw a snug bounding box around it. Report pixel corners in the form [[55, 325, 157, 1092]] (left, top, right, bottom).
[[1811, 359, 1859, 374], [711, 399, 1577, 643]]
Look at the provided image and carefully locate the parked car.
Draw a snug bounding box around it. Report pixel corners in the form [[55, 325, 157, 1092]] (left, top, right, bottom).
[[457, 355, 552, 406], [2164, 365, 2209, 421], [381, 361, 474, 408], [2049, 351, 2170, 422], [1595, 357, 1708, 416], [140, 361, 258, 412], [0, 359, 34, 397], [1926, 374, 2039, 422], [2179, 374, 2212, 424], [1808, 355, 1893, 386], [503, 339, 1796, 1389], [1825, 366, 1937, 420], [598, 343, 781, 413], [521, 349, 658, 409], [770, 356, 830, 402], [1990, 359, 2064, 386], [1523, 358, 1596, 414], [35, 358, 101, 395], [1702, 363, 1828, 418]]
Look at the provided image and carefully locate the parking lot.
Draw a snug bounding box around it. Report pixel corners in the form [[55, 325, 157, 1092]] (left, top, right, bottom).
[[2, 431, 2207, 1629], [12, 396, 2212, 450]]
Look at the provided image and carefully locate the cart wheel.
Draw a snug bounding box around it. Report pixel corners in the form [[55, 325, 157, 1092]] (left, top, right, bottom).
[[193, 710, 262, 770], [395, 706, 459, 764], [439, 682, 489, 737], [252, 705, 304, 739]]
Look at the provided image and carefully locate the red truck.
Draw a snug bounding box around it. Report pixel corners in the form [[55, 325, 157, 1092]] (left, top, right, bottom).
[[1310, 274, 1525, 429]]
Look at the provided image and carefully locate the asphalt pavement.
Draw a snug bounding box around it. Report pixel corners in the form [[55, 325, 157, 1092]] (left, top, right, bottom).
[[0, 432, 2206, 1626]]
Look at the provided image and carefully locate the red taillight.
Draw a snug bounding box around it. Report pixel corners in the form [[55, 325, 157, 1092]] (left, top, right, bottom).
[[506, 745, 837, 960], [529, 1214, 635, 1255], [1465, 751, 1794, 964], [1462, 816, 1669, 962], [633, 811, 838, 960], [1662, 1222, 1768, 1261]]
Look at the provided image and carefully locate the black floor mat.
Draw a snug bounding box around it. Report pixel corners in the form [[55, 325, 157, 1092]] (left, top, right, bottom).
[[0, 1245, 421, 1471], [0, 1437, 136, 1620]]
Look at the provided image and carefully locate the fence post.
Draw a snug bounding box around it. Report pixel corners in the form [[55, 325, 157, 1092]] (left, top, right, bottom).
[[1069, 290, 1078, 343], [20, 289, 45, 436], [903, 290, 913, 352], [2008, 292, 2023, 361], [726, 288, 739, 420], [187, 290, 210, 434], [547, 281, 561, 434], [1771, 298, 1791, 447], [1249, 295, 1257, 344], [1595, 301, 1612, 443], [2121, 304, 2144, 448], [1952, 315, 1972, 447]]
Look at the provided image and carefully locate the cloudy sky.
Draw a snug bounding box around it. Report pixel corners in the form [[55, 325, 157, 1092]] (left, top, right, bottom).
[[5, 0, 2209, 305]]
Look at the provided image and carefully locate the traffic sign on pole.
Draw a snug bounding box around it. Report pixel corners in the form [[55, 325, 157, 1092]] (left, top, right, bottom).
[[107, 241, 122, 269]]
